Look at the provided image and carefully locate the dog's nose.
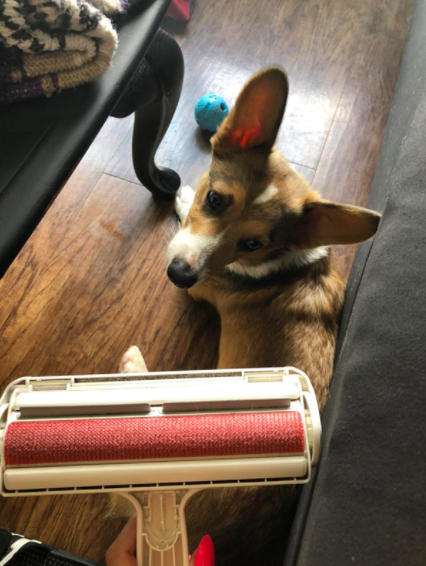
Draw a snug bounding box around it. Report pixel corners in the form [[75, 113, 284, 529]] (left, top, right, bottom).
[[167, 259, 198, 288]]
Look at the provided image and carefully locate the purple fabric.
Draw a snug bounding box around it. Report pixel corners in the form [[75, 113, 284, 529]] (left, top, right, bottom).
[[0, 44, 46, 104]]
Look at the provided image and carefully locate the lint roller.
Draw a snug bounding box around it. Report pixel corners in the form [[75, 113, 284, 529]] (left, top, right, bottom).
[[0, 367, 321, 566]]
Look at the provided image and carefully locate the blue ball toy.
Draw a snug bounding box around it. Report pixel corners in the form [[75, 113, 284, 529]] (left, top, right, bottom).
[[194, 94, 229, 132]]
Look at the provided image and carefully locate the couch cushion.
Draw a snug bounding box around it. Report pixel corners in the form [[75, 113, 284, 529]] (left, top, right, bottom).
[[284, 1, 426, 564]]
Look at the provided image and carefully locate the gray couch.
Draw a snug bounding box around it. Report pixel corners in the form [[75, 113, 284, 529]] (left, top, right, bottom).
[[284, 0, 425, 564]]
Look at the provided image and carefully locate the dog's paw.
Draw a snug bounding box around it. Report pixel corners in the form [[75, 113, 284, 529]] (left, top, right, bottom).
[[119, 345, 148, 373], [175, 185, 195, 222]]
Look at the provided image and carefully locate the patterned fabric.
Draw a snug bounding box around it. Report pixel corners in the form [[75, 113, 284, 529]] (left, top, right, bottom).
[[0, 0, 135, 104], [5, 412, 305, 464]]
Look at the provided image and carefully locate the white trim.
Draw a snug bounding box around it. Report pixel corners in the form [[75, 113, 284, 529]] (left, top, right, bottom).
[[226, 247, 329, 279]]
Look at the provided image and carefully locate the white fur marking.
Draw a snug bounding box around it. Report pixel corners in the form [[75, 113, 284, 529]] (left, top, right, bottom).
[[253, 184, 279, 205], [166, 226, 220, 269], [226, 247, 329, 279], [175, 185, 195, 222]]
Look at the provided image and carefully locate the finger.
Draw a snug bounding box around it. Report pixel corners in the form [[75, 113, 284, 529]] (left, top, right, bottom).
[[112, 515, 137, 555], [106, 515, 137, 566]]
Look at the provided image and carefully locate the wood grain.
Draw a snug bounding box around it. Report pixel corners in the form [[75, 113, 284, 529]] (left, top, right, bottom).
[[0, 0, 413, 560], [290, 163, 316, 184], [312, 35, 405, 279], [0, 174, 219, 380]]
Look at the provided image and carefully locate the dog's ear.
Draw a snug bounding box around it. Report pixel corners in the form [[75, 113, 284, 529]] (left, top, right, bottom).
[[212, 67, 289, 153], [295, 200, 381, 248]]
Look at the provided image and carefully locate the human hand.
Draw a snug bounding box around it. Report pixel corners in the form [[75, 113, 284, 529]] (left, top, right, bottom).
[[105, 516, 214, 566], [106, 515, 137, 566]]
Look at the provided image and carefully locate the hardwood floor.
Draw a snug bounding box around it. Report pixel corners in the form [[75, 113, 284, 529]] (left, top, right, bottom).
[[0, 0, 413, 560]]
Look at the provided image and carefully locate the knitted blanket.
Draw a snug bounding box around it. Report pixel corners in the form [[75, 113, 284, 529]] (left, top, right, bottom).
[[0, 0, 132, 104]]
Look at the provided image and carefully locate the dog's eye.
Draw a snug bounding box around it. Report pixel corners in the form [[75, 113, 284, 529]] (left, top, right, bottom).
[[240, 239, 262, 252], [207, 191, 222, 209]]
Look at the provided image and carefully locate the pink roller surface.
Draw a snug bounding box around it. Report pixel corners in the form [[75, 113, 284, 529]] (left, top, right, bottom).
[[5, 412, 305, 466]]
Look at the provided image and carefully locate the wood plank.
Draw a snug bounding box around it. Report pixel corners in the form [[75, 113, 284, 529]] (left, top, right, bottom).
[[312, 35, 405, 280], [366, 0, 414, 40], [313, 35, 404, 204], [0, 174, 218, 382], [109, 0, 413, 183], [290, 163, 316, 184]]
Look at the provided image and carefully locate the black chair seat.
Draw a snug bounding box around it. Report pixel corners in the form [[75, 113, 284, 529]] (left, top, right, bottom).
[[0, 0, 184, 278]]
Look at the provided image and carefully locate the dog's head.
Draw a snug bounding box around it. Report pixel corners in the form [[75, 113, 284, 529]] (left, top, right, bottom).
[[167, 67, 381, 288]]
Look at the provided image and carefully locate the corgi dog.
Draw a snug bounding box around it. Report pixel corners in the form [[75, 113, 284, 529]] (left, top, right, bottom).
[[119, 67, 381, 566]]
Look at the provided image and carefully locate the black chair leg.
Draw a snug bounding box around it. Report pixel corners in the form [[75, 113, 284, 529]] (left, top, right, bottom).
[[112, 29, 184, 200]]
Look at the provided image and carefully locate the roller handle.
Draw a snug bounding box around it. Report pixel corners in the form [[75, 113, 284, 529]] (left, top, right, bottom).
[[119, 490, 198, 566]]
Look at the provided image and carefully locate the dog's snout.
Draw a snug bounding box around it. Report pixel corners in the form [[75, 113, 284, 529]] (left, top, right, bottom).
[[167, 259, 198, 288]]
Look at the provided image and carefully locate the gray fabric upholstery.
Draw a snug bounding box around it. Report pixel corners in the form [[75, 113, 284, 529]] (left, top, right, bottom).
[[284, 1, 426, 564]]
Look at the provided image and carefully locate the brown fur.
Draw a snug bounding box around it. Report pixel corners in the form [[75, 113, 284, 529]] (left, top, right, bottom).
[[165, 68, 380, 566]]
